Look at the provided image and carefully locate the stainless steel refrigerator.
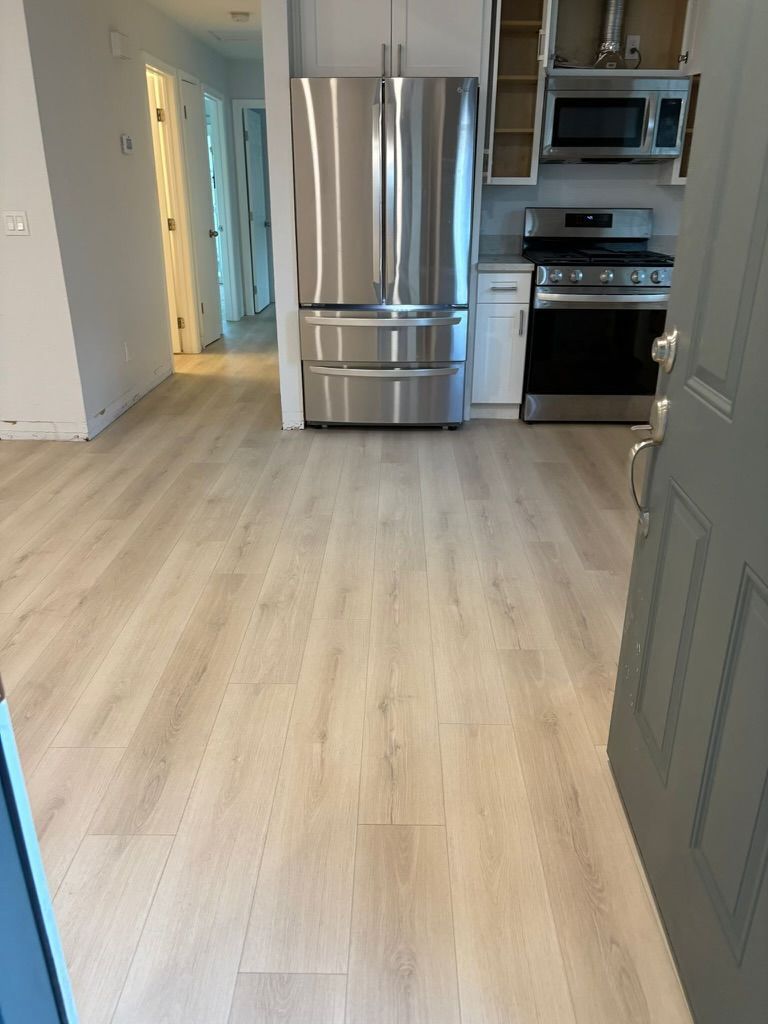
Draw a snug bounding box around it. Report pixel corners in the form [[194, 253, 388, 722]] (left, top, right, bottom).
[[291, 76, 478, 426]]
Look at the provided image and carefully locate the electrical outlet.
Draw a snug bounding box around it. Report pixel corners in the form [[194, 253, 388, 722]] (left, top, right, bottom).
[[625, 34, 641, 60]]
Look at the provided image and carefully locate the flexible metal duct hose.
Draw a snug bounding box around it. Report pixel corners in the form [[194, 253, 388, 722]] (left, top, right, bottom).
[[595, 0, 626, 65]]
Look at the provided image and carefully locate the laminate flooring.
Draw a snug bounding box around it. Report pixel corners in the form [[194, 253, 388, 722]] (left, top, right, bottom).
[[0, 312, 692, 1023]]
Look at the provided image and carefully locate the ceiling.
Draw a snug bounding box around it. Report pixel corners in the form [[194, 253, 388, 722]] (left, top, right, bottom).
[[146, 0, 263, 59]]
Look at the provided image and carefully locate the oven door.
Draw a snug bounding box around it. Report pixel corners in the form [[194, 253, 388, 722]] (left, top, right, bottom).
[[523, 289, 667, 422], [542, 89, 655, 161]]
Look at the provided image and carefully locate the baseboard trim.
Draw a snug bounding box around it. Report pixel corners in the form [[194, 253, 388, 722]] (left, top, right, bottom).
[[0, 422, 88, 441], [470, 403, 521, 421], [85, 363, 173, 439]]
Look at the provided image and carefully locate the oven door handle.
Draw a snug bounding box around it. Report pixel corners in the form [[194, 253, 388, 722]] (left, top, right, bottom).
[[535, 292, 669, 310]]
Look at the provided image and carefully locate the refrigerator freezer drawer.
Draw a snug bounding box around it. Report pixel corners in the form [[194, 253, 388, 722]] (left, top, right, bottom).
[[300, 308, 468, 363], [303, 362, 465, 425]]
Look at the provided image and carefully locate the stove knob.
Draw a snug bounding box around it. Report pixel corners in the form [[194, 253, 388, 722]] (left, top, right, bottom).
[[568, 270, 583, 283], [631, 270, 646, 284], [650, 269, 663, 284], [549, 269, 563, 283], [599, 269, 614, 284]]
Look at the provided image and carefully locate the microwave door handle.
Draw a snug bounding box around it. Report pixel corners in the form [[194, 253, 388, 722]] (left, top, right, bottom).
[[643, 95, 656, 153]]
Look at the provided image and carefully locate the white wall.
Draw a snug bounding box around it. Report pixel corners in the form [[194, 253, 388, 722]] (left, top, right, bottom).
[[22, 0, 237, 436], [228, 58, 265, 99], [481, 164, 684, 249], [0, 0, 87, 439]]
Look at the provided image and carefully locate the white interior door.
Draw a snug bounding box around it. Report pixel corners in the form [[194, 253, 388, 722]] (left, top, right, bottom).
[[244, 108, 272, 314], [180, 76, 222, 346]]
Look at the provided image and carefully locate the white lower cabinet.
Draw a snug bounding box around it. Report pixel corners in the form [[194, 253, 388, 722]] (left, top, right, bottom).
[[472, 302, 528, 405]]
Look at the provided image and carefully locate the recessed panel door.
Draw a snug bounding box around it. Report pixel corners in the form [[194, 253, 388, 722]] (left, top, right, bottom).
[[608, 4, 768, 1022]]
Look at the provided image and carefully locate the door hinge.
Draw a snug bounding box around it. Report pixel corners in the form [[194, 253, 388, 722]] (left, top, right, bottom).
[[177, 316, 186, 329], [156, 107, 165, 122], [678, 50, 689, 64], [244, 129, 249, 142], [249, 211, 254, 222], [167, 217, 176, 231]]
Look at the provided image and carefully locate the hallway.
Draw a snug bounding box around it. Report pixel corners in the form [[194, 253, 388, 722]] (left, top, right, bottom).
[[0, 317, 690, 1023]]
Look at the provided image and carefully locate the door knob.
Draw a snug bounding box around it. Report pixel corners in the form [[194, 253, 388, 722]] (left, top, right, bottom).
[[628, 397, 670, 536], [652, 327, 678, 372], [209, 229, 219, 238]]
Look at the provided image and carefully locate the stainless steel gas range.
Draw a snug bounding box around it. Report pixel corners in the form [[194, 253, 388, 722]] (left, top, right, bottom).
[[521, 207, 673, 422]]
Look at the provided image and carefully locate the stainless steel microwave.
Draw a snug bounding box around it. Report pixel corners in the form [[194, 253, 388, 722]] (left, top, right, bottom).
[[541, 74, 690, 162]]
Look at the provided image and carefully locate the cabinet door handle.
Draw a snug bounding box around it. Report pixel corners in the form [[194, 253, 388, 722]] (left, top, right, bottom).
[[381, 42, 387, 76], [489, 284, 518, 292], [537, 29, 545, 61], [519, 308, 526, 335], [397, 43, 403, 76]]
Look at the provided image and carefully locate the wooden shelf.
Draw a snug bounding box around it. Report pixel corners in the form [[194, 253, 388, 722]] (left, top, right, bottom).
[[497, 74, 538, 82], [495, 127, 535, 134], [501, 19, 542, 29]]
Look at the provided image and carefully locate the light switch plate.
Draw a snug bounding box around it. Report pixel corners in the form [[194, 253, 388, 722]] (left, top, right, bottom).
[[4, 211, 30, 235]]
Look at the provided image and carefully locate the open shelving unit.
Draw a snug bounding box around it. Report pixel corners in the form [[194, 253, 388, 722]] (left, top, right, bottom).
[[486, 0, 547, 182]]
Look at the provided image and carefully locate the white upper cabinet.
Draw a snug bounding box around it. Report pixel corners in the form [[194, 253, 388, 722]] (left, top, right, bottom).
[[296, 0, 486, 77], [296, 0, 392, 76], [391, 0, 485, 77]]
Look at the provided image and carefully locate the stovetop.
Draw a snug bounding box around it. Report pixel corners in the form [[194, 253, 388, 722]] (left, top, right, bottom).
[[523, 246, 674, 268]]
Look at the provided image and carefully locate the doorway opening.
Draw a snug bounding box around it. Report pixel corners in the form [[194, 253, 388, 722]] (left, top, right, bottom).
[[234, 101, 274, 315], [145, 64, 200, 354], [204, 92, 240, 324]]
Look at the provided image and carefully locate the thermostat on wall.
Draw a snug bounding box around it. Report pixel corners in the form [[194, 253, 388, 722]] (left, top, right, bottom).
[[120, 133, 134, 155]]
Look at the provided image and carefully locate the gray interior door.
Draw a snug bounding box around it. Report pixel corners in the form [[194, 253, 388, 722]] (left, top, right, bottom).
[[607, 4, 768, 1023], [290, 78, 383, 306], [383, 77, 477, 307]]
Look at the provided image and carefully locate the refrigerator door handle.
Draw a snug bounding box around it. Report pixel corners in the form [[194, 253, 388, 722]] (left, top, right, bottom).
[[308, 366, 460, 379], [304, 315, 462, 328], [372, 91, 384, 297], [384, 78, 396, 303]]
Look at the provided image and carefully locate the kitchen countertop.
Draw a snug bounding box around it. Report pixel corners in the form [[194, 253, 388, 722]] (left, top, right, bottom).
[[477, 254, 534, 274]]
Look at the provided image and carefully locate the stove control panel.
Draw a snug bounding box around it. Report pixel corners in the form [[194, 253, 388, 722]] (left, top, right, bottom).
[[536, 265, 672, 289]]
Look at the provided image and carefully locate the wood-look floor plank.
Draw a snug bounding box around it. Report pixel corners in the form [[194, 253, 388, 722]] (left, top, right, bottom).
[[376, 461, 426, 573], [468, 507, 557, 651], [334, 431, 382, 520], [54, 835, 172, 1024], [10, 461, 224, 774], [229, 514, 331, 686], [359, 646, 443, 825], [312, 513, 375, 623], [28, 747, 124, 895], [287, 432, 347, 517], [229, 974, 347, 1024], [346, 825, 460, 1024], [440, 723, 576, 1024], [418, 434, 465, 514], [112, 683, 294, 1024], [241, 621, 368, 974], [534, 461, 629, 573], [0, 607, 68, 694], [54, 541, 220, 748], [500, 649, 692, 1024], [91, 572, 263, 835], [371, 569, 432, 648]]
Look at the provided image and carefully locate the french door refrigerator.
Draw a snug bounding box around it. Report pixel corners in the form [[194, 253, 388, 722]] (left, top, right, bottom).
[[291, 76, 478, 426]]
